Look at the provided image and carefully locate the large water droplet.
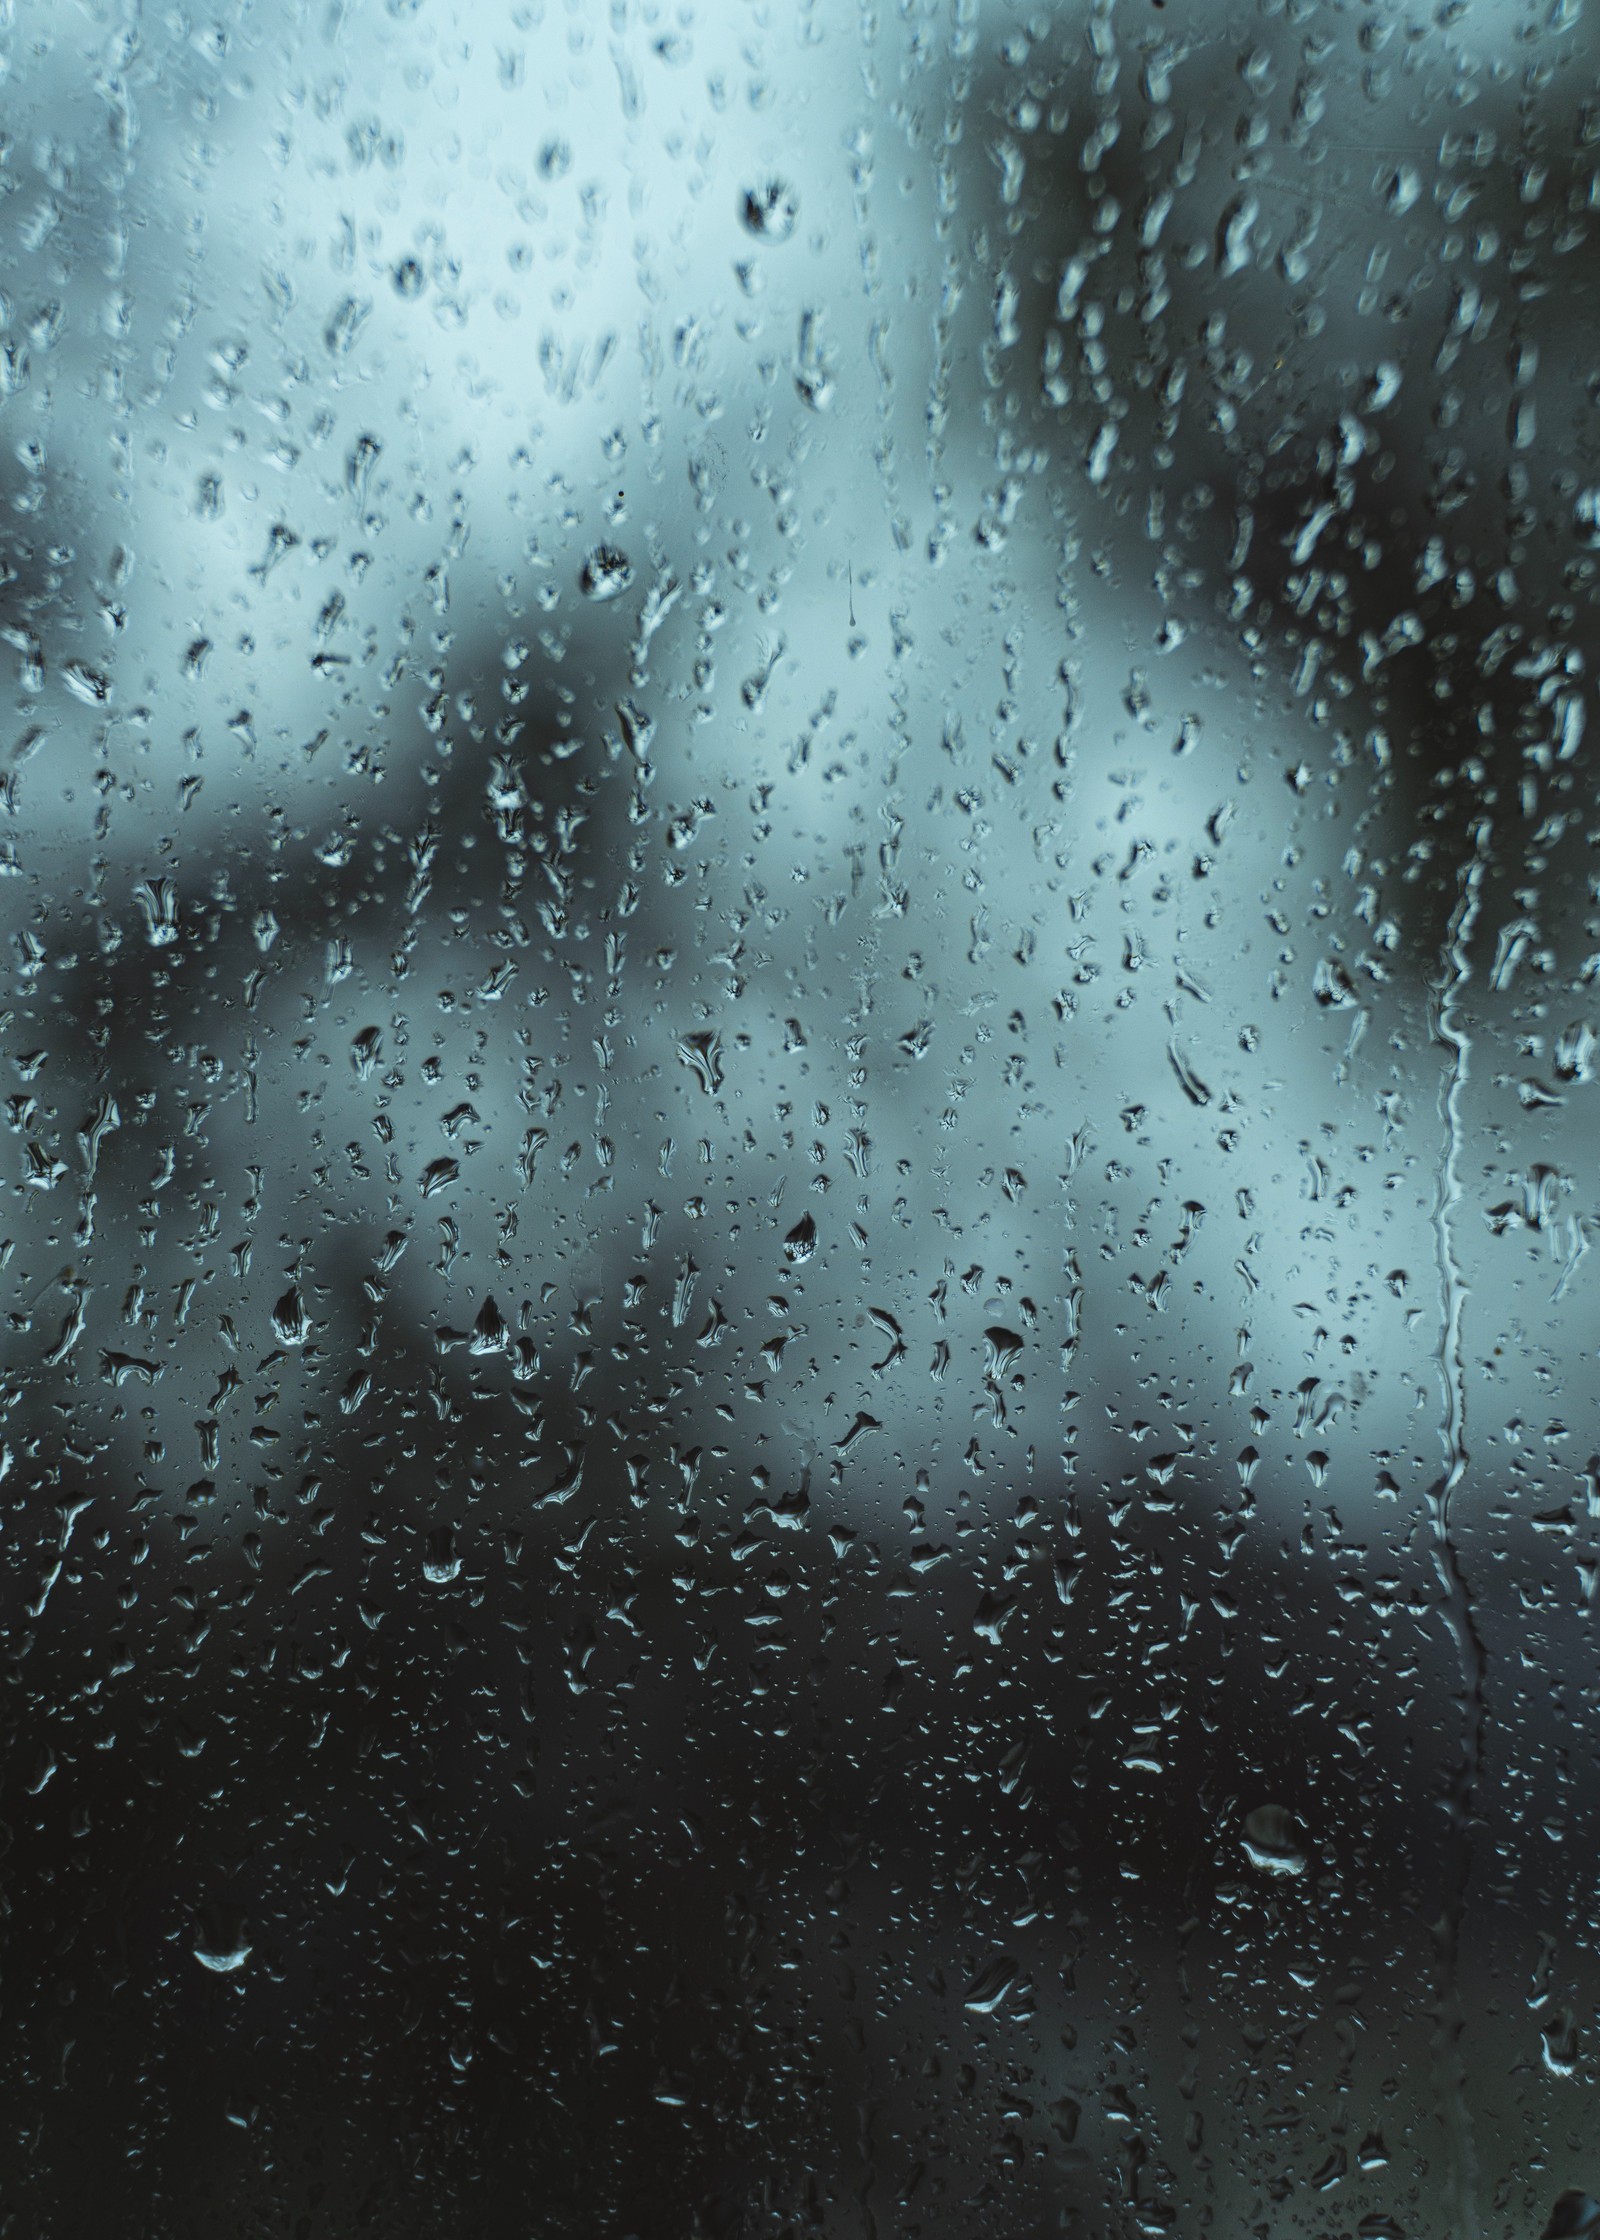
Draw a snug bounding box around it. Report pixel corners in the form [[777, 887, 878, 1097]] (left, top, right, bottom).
[[194, 1934, 252, 1975], [580, 544, 633, 601], [1241, 1804, 1308, 1878], [741, 180, 798, 242]]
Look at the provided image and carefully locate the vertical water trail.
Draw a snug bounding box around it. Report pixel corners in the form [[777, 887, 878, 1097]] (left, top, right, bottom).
[[1427, 816, 1491, 2240]]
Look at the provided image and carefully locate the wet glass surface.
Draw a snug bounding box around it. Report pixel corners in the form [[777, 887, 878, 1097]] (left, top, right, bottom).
[[3, 1, 1599, 2231]]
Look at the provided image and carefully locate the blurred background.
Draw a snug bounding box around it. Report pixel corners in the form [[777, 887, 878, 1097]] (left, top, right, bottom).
[[1, 0, 1598, 2231]]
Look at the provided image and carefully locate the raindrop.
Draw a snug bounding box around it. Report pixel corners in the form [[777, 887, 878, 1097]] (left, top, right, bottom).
[[194, 1934, 252, 1975], [963, 1954, 1020, 2013], [1241, 1804, 1308, 1878], [1385, 164, 1421, 215], [580, 543, 633, 601], [471, 1295, 508, 1355], [423, 1526, 461, 1585], [741, 180, 798, 242]]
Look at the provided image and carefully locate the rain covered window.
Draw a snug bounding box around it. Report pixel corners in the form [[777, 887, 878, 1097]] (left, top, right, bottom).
[[4, 0, 1600, 2231]]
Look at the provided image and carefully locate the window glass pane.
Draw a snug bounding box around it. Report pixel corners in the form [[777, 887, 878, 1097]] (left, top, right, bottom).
[[3, 1, 1596, 2232]]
